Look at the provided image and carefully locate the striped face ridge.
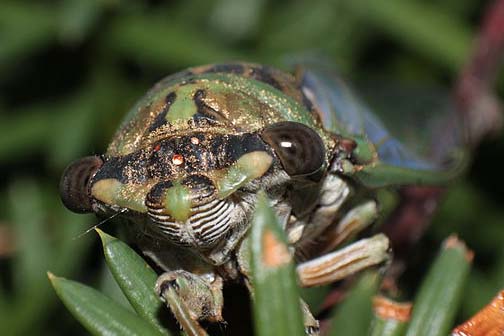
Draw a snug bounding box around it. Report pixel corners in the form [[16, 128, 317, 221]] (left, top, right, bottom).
[[59, 63, 335, 260]]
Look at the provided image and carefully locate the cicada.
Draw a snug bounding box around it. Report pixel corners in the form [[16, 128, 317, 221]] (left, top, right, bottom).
[[59, 63, 464, 335]]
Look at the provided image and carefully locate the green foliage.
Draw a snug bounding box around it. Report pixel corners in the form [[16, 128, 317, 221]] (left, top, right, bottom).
[[370, 313, 408, 336], [48, 207, 483, 336], [49, 228, 172, 335], [329, 272, 380, 335], [49, 194, 308, 336], [49, 273, 163, 336], [97, 229, 170, 335], [250, 192, 305, 336], [404, 237, 471, 336], [0, 180, 93, 335], [0, 0, 503, 335]]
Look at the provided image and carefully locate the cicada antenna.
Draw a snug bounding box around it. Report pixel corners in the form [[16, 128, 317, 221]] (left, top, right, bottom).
[[72, 208, 128, 240]]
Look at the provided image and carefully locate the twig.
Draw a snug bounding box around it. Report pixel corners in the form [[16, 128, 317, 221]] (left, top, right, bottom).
[[455, 0, 504, 144]]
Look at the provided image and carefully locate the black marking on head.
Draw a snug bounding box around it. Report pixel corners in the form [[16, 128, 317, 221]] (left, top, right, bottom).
[[201, 63, 246, 75], [200, 63, 284, 92], [94, 133, 271, 185], [185, 116, 219, 130], [92, 155, 144, 184], [193, 89, 227, 122], [250, 65, 283, 91], [145, 180, 174, 208], [225, 133, 270, 159], [181, 175, 216, 202], [149, 92, 177, 131]]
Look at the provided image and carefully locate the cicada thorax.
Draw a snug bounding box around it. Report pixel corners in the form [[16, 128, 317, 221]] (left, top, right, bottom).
[[106, 63, 330, 158]]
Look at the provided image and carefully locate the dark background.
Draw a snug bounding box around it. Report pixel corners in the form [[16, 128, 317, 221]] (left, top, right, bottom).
[[0, 0, 503, 334]]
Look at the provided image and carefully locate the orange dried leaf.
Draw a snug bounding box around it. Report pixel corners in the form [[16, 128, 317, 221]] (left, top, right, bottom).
[[452, 290, 504, 336], [373, 296, 412, 323]]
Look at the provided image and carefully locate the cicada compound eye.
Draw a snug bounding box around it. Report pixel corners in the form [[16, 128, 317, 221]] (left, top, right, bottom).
[[59, 155, 104, 213], [261, 121, 325, 178]]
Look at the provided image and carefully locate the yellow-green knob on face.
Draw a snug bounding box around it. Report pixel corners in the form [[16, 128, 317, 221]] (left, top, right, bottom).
[[145, 174, 218, 223], [91, 179, 150, 213], [164, 182, 191, 223], [217, 151, 273, 199]]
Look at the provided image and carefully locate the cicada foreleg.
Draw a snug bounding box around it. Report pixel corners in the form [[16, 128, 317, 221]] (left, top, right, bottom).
[[155, 270, 224, 336], [287, 174, 351, 256], [296, 234, 390, 287], [293, 196, 389, 287], [318, 200, 379, 254]]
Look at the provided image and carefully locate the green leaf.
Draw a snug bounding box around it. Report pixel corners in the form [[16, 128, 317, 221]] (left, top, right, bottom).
[[250, 191, 305, 336], [97, 229, 170, 335], [49, 273, 164, 336], [405, 236, 472, 336], [329, 271, 380, 335], [300, 286, 331, 316], [370, 316, 408, 336], [98, 263, 135, 313]]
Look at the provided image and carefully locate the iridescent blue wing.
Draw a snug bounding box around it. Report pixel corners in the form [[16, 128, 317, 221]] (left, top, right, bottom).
[[298, 63, 466, 187]]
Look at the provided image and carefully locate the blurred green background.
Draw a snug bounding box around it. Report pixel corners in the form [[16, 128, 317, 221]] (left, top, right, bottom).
[[0, 0, 503, 335]]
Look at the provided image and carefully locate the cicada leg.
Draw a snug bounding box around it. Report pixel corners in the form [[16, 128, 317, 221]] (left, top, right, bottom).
[[300, 299, 321, 335], [287, 174, 351, 253], [318, 200, 379, 254], [155, 270, 224, 335], [136, 236, 225, 334], [296, 234, 390, 287], [289, 175, 379, 262]]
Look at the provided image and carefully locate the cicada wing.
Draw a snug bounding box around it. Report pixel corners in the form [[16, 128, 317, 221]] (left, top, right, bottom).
[[298, 63, 466, 187]]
